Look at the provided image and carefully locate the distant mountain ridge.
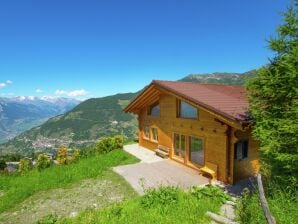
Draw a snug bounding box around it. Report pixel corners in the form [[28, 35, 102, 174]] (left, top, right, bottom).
[[0, 70, 255, 156], [0, 97, 80, 143], [0, 93, 138, 155], [180, 70, 256, 85]]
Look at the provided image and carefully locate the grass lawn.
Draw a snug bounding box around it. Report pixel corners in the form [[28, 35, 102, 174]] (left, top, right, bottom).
[[0, 150, 139, 214], [55, 187, 225, 224]]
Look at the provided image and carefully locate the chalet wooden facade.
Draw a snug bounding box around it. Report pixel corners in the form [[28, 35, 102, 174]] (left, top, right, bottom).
[[124, 80, 260, 184]]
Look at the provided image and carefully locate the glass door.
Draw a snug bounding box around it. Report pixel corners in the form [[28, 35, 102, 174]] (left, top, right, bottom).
[[173, 133, 186, 161], [188, 136, 204, 166]]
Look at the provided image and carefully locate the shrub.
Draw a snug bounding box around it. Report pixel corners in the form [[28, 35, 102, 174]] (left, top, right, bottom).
[[72, 148, 80, 162], [191, 186, 230, 203], [140, 186, 179, 208], [80, 146, 96, 158], [0, 159, 6, 170], [36, 154, 53, 171], [57, 146, 69, 165], [113, 135, 124, 150], [96, 135, 124, 154], [18, 158, 33, 173], [96, 137, 115, 154]]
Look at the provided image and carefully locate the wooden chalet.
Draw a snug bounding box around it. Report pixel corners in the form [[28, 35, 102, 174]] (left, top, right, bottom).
[[124, 80, 260, 184]]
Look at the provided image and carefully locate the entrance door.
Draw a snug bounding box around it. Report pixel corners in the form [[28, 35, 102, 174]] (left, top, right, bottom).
[[188, 136, 204, 167]]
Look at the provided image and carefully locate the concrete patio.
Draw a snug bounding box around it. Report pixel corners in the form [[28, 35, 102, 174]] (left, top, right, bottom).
[[113, 144, 209, 194]]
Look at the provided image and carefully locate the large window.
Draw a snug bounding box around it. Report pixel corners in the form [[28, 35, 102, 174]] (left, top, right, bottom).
[[177, 100, 198, 119], [148, 101, 160, 116], [174, 133, 186, 159], [151, 128, 158, 142], [234, 140, 248, 160], [143, 126, 150, 139], [189, 137, 204, 166]]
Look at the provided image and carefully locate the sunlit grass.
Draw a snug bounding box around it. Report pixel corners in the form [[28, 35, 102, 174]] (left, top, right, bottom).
[[56, 187, 224, 224], [0, 150, 139, 213]]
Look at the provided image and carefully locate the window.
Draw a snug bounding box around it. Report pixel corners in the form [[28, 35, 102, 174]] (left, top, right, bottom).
[[151, 128, 158, 142], [174, 133, 186, 159], [148, 101, 160, 116], [177, 100, 198, 119], [143, 126, 150, 139], [234, 140, 248, 160], [189, 137, 204, 166]]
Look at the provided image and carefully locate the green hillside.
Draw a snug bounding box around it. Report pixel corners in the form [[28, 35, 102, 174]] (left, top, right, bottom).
[[0, 93, 138, 155]]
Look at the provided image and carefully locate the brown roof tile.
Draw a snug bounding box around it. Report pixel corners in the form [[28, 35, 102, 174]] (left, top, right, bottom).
[[153, 80, 249, 122]]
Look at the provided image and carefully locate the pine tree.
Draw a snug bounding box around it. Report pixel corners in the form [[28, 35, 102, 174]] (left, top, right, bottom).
[[246, 4, 298, 189]]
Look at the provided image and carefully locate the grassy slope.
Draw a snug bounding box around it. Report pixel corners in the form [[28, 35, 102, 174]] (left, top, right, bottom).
[[57, 188, 223, 224], [0, 150, 139, 213]]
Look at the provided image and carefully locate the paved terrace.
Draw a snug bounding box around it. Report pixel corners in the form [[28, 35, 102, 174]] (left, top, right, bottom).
[[113, 144, 209, 195]]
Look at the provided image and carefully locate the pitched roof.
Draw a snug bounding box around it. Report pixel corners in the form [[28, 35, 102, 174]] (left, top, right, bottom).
[[125, 80, 249, 124]]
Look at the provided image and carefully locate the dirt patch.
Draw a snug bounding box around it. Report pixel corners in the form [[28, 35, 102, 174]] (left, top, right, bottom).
[[0, 171, 136, 224]]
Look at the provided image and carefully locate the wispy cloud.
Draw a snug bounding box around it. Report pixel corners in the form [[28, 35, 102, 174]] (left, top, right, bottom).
[[0, 80, 13, 89], [35, 88, 43, 93], [0, 83, 6, 89], [55, 89, 88, 97]]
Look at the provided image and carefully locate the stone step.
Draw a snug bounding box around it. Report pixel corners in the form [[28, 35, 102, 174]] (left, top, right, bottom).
[[220, 204, 236, 220], [206, 211, 238, 224], [226, 200, 236, 206]]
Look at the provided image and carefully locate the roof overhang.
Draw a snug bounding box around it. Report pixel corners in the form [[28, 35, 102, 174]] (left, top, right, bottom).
[[124, 81, 250, 130]]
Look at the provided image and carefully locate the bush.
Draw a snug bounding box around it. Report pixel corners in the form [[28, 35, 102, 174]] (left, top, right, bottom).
[[57, 146, 70, 165], [96, 135, 124, 154], [140, 186, 179, 208], [80, 146, 96, 158], [72, 148, 80, 162], [0, 159, 6, 170], [113, 135, 124, 150], [36, 154, 53, 171], [18, 158, 33, 173], [191, 186, 230, 203]]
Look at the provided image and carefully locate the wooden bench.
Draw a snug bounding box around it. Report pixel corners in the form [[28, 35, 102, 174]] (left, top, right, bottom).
[[155, 145, 169, 159], [200, 162, 218, 182]]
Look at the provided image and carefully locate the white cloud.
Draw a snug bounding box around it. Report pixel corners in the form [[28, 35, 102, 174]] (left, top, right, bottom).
[[35, 88, 43, 93], [0, 83, 6, 89], [55, 89, 88, 97], [0, 80, 13, 89]]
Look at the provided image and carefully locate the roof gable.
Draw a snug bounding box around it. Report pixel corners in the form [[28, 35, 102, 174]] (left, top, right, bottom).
[[124, 80, 249, 124]]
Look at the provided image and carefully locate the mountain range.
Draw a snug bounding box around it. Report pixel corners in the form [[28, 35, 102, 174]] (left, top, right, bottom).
[[0, 97, 79, 144], [0, 70, 256, 156], [180, 70, 256, 85]]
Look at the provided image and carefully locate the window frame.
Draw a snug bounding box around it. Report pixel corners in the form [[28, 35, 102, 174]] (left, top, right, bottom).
[[148, 101, 160, 117], [143, 126, 151, 140], [176, 99, 199, 120], [151, 127, 158, 142], [234, 140, 249, 160]]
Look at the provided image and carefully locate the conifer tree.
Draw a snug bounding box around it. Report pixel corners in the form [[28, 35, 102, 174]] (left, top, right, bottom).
[[246, 4, 298, 189]]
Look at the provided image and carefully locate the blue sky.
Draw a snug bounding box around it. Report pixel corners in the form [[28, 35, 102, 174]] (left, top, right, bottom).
[[0, 0, 291, 99]]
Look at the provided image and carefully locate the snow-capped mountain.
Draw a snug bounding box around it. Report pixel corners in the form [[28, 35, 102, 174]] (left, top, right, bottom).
[[0, 97, 80, 143]]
